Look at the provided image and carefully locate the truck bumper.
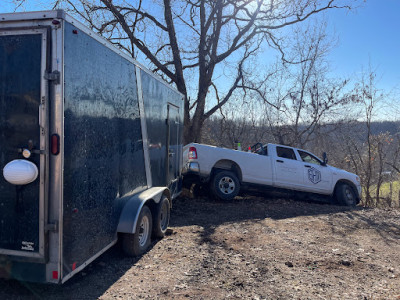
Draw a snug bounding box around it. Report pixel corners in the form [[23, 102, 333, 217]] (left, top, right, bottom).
[[182, 162, 200, 175], [182, 162, 201, 188], [356, 184, 362, 200]]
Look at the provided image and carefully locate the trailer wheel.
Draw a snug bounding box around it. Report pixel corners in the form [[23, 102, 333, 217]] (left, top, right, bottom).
[[153, 196, 170, 238], [335, 183, 357, 207], [122, 206, 152, 256], [211, 170, 240, 200]]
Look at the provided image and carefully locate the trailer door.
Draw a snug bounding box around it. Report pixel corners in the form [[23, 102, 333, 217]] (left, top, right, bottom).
[[166, 104, 180, 195], [0, 29, 49, 260]]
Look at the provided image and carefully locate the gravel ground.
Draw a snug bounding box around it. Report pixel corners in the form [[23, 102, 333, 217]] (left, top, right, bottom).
[[1, 191, 399, 299]]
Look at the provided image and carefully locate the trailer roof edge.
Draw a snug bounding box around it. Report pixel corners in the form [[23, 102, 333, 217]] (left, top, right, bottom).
[[0, 9, 184, 99], [0, 10, 63, 21]]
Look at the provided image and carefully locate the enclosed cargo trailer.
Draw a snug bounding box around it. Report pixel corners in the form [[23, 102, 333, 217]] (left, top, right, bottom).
[[0, 10, 184, 283]]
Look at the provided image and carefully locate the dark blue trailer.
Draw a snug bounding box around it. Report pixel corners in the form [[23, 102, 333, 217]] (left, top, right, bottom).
[[0, 10, 184, 283]]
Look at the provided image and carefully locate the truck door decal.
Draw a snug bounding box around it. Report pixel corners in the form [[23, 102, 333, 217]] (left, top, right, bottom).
[[308, 167, 321, 184]]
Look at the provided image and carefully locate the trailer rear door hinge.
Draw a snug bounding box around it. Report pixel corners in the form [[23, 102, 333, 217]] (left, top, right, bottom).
[[44, 71, 60, 84], [45, 221, 59, 232]]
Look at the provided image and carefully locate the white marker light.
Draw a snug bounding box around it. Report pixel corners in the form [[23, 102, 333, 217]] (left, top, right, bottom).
[[3, 159, 39, 185]]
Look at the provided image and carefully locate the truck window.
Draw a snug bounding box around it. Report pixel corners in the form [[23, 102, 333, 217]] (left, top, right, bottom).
[[256, 146, 268, 156], [298, 150, 321, 165], [276, 146, 297, 160]]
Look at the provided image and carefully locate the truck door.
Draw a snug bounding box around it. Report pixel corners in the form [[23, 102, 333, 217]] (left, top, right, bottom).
[[297, 150, 332, 193], [166, 104, 180, 196], [273, 146, 304, 189], [0, 29, 49, 259]]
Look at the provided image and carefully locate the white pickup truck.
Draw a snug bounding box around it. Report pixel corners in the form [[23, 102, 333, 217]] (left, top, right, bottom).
[[182, 143, 361, 206]]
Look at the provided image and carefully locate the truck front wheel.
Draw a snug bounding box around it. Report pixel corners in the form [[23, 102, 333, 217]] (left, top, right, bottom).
[[335, 183, 357, 207], [122, 206, 153, 256], [211, 170, 240, 200]]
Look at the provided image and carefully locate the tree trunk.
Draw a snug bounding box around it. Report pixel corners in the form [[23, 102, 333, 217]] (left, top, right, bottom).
[[184, 117, 205, 144]]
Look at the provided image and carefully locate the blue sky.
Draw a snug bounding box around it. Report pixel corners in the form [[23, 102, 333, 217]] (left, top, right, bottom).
[[326, 0, 400, 90], [1, 0, 399, 91]]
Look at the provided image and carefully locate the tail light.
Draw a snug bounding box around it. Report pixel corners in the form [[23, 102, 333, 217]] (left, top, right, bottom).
[[51, 134, 60, 155], [188, 146, 197, 159], [52, 271, 58, 279]]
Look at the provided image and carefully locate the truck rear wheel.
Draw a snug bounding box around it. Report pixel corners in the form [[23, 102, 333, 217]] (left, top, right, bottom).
[[211, 170, 240, 200], [335, 183, 357, 207], [153, 196, 170, 238], [122, 206, 152, 256]]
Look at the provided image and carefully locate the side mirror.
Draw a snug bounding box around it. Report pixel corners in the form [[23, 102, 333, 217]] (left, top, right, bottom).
[[322, 152, 328, 166]]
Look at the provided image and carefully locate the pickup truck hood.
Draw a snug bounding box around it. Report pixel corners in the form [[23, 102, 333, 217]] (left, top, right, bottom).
[[327, 165, 358, 180]]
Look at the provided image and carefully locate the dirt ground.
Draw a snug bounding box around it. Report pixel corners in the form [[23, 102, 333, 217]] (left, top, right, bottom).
[[1, 191, 400, 299]]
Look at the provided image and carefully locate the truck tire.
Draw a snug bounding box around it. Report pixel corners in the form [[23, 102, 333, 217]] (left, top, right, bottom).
[[122, 206, 152, 256], [153, 196, 170, 238], [335, 183, 357, 206], [211, 170, 240, 200]]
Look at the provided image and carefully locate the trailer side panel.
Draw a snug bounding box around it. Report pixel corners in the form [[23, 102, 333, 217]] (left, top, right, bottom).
[[62, 22, 147, 278], [140, 71, 184, 195]]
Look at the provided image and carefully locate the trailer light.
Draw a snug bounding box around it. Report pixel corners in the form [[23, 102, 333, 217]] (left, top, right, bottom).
[[51, 134, 60, 155], [52, 19, 60, 25], [72, 262, 77, 271], [22, 149, 31, 158], [52, 271, 58, 279], [73, 29, 78, 34], [188, 147, 197, 159]]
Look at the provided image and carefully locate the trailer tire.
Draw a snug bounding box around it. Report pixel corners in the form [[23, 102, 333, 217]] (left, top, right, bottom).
[[211, 170, 240, 201], [335, 183, 357, 207], [122, 206, 152, 256], [153, 196, 170, 238]]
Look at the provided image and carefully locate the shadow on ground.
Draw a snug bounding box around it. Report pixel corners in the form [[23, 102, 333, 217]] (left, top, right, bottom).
[[0, 242, 157, 299], [170, 189, 400, 250], [171, 188, 360, 227], [1, 190, 398, 299]]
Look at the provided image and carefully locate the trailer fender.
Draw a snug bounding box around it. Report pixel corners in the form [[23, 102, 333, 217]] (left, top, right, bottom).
[[117, 187, 169, 234]]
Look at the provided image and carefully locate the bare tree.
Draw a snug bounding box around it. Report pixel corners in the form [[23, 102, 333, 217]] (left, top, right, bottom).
[[14, 0, 355, 143], [201, 98, 272, 149], [227, 20, 358, 149], [336, 67, 399, 207], [201, 20, 359, 151]]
